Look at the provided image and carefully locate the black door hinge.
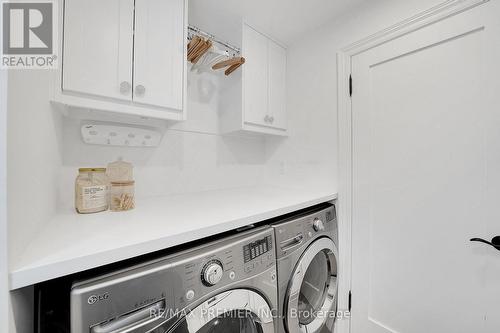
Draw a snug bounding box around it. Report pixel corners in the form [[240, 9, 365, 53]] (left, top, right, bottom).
[[349, 75, 353, 97], [348, 291, 352, 312]]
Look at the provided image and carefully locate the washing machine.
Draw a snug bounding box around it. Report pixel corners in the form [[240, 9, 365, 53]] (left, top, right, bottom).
[[272, 203, 338, 333], [70, 226, 278, 333]]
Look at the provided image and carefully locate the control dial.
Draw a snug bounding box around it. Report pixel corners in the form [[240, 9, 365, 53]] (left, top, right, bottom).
[[313, 218, 325, 232], [201, 260, 224, 286]]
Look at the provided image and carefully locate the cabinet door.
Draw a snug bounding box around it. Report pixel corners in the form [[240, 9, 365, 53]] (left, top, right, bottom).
[[243, 24, 269, 127], [133, 0, 185, 110], [268, 40, 287, 130], [62, 0, 134, 100]]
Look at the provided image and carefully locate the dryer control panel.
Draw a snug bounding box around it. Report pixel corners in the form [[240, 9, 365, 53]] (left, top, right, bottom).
[[273, 204, 337, 259]]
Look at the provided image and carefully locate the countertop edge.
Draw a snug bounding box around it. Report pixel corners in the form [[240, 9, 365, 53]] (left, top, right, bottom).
[[9, 192, 337, 290]]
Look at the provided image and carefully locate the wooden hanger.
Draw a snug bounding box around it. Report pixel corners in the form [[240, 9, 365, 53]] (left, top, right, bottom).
[[187, 36, 201, 53], [189, 39, 206, 61], [224, 57, 245, 76], [187, 38, 195, 52], [189, 38, 212, 63], [191, 40, 213, 64], [188, 35, 244, 75], [187, 36, 203, 59], [212, 56, 245, 70], [188, 41, 207, 62]]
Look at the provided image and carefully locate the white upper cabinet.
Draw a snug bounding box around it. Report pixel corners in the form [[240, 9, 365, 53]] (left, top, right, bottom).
[[267, 40, 287, 130], [241, 23, 287, 135], [59, 0, 187, 120], [133, 0, 184, 110], [62, 0, 135, 101], [243, 25, 269, 127]]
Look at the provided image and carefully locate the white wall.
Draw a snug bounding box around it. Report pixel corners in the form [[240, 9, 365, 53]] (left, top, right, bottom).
[[264, 41, 339, 191], [7, 70, 63, 268]]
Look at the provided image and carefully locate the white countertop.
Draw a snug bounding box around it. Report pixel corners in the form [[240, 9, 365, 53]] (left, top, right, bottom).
[[10, 185, 337, 290]]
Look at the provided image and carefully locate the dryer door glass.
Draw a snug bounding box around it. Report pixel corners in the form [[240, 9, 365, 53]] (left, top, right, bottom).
[[286, 238, 338, 333], [166, 289, 275, 333], [169, 310, 263, 333], [298, 251, 330, 325]]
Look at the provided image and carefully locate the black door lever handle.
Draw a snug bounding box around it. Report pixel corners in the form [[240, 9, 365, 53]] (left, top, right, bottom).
[[470, 236, 500, 251]]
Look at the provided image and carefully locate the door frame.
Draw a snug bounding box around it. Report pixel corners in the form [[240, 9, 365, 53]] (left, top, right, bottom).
[[1, 63, 9, 333], [336, 1, 489, 332]]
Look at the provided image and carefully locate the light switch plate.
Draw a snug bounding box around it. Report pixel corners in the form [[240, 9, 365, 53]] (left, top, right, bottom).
[[81, 124, 162, 147]]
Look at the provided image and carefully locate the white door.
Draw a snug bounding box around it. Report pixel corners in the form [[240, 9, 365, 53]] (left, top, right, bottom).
[[268, 40, 287, 130], [133, 0, 185, 110], [481, 2, 500, 330], [243, 24, 269, 127], [350, 2, 500, 333], [63, 0, 134, 100]]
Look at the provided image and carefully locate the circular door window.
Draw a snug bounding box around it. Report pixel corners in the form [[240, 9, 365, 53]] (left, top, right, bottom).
[[298, 250, 333, 325], [286, 238, 338, 333], [195, 310, 263, 333], [167, 289, 275, 333]]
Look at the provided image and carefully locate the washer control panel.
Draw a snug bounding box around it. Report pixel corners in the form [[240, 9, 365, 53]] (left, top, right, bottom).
[[243, 235, 275, 275], [244, 235, 273, 263], [175, 228, 276, 309]]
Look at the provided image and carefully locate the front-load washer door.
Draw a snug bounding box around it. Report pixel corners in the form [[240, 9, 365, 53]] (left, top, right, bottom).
[[165, 289, 275, 333], [285, 238, 338, 333]]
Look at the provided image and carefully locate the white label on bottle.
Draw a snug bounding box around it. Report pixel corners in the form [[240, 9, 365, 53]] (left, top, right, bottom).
[[82, 186, 107, 209]]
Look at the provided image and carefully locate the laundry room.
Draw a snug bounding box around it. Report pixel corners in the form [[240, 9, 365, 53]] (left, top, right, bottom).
[[1, 0, 500, 332]]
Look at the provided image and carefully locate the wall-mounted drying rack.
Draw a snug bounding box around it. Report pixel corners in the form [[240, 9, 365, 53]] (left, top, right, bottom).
[[188, 25, 241, 55], [188, 25, 245, 76]]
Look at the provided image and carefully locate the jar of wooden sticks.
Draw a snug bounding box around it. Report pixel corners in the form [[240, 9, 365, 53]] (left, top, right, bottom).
[[110, 181, 135, 212]]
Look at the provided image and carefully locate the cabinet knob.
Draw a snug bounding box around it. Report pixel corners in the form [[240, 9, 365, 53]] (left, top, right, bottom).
[[264, 115, 270, 123], [135, 85, 146, 96], [269, 116, 275, 123], [120, 81, 131, 94]]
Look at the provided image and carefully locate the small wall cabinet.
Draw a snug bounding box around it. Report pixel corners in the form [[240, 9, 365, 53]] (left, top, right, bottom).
[[244, 24, 287, 132], [55, 0, 187, 121], [221, 23, 288, 136]]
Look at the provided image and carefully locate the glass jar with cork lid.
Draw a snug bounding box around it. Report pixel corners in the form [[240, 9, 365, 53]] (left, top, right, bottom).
[[110, 181, 135, 211], [75, 168, 110, 214], [107, 158, 135, 211]]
